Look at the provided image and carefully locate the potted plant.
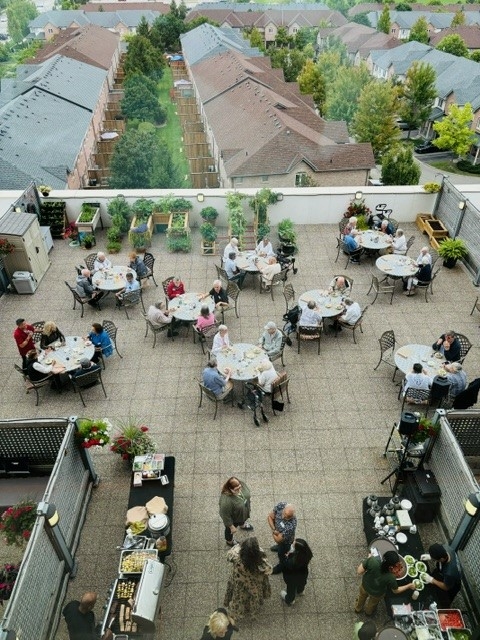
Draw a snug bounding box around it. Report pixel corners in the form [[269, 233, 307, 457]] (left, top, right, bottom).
[[0, 500, 37, 547], [107, 196, 132, 234], [343, 196, 372, 220], [0, 563, 20, 601], [226, 191, 247, 247], [200, 206, 219, 223], [0, 238, 16, 255], [250, 188, 278, 241], [277, 218, 297, 254], [110, 418, 156, 461], [38, 185, 51, 197], [438, 238, 468, 269], [63, 222, 79, 246], [411, 417, 441, 444], [76, 418, 112, 449], [129, 198, 154, 249], [81, 233, 95, 250], [76, 202, 101, 234], [200, 222, 218, 255]]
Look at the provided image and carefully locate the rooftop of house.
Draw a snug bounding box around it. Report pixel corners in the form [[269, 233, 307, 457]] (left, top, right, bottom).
[[429, 25, 480, 49]]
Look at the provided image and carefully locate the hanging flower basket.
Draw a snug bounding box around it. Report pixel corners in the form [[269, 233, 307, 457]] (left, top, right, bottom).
[[0, 500, 37, 547], [76, 418, 112, 448]]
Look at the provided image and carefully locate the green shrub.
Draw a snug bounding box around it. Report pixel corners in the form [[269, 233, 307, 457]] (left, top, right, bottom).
[[457, 160, 480, 174], [107, 227, 122, 242], [107, 240, 122, 254], [167, 235, 192, 253]]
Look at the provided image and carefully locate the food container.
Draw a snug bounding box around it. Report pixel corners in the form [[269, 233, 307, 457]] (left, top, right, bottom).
[[438, 610, 465, 631], [122, 535, 147, 550], [119, 549, 158, 574], [447, 629, 472, 640], [148, 513, 170, 539]]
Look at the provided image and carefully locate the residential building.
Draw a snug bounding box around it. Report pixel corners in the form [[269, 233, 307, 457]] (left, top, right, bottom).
[[429, 25, 480, 53], [367, 9, 480, 41], [317, 23, 401, 65]]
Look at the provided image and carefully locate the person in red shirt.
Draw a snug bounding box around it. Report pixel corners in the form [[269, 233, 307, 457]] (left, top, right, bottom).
[[14, 318, 35, 368], [167, 276, 185, 300]]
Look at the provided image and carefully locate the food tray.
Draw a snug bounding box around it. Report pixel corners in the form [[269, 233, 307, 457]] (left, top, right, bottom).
[[122, 535, 147, 550], [115, 577, 138, 600], [132, 454, 164, 473], [438, 610, 465, 631], [447, 629, 472, 640], [119, 549, 158, 574]]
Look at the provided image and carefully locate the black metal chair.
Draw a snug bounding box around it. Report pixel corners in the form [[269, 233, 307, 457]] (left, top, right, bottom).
[[415, 268, 440, 302], [143, 314, 174, 348], [373, 330, 399, 380], [470, 296, 480, 318], [84, 253, 97, 272], [216, 265, 229, 286], [140, 252, 158, 287], [162, 276, 175, 305], [297, 325, 321, 355], [331, 274, 353, 294], [336, 240, 363, 268], [198, 381, 233, 420], [65, 281, 94, 318], [367, 275, 394, 305], [283, 282, 296, 314], [195, 323, 219, 355], [269, 331, 288, 367], [70, 367, 107, 407], [223, 281, 241, 321], [337, 305, 369, 344], [117, 289, 145, 319], [405, 236, 415, 255], [259, 268, 288, 300], [32, 321, 45, 344], [95, 320, 123, 368], [15, 364, 52, 406], [401, 387, 431, 415], [456, 333, 472, 364]]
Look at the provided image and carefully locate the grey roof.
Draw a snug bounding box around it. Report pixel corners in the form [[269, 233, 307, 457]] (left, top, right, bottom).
[[193, 2, 330, 11], [0, 55, 107, 190], [0, 211, 37, 236], [371, 40, 431, 73], [30, 10, 90, 29], [180, 24, 263, 66], [29, 8, 161, 30]]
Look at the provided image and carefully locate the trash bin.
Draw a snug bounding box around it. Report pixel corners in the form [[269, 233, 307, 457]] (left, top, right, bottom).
[[12, 271, 37, 294]]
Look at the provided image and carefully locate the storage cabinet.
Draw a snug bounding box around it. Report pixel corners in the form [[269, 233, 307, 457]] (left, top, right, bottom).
[[0, 212, 51, 285], [40, 200, 67, 238]]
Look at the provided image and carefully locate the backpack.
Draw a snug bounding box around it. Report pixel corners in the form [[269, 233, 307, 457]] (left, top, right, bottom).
[[283, 305, 300, 338]]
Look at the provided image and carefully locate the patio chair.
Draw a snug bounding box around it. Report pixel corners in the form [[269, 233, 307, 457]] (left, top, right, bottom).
[[430, 249, 439, 269], [401, 387, 431, 415], [198, 381, 233, 420], [143, 314, 174, 348], [338, 218, 349, 238], [96, 320, 123, 368], [139, 252, 158, 287], [470, 296, 480, 319], [336, 240, 363, 268], [269, 371, 291, 416], [331, 274, 354, 294], [195, 323, 219, 355], [32, 321, 45, 344], [337, 305, 369, 344], [15, 364, 52, 406], [65, 281, 94, 318], [367, 275, 394, 305], [283, 282, 296, 314], [224, 281, 241, 320], [216, 265, 229, 285], [260, 268, 288, 300], [297, 325, 321, 355], [389, 218, 399, 233], [405, 236, 415, 255], [373, 330, 399, 381], [456, 333, 472, 364], [162, 276, 175, 305], [84, 253, 97, 272], [117, 289, 144, 319], [70, 368, 107, 407], [415, 267, 440, 302], [269, 331, 288, 367]]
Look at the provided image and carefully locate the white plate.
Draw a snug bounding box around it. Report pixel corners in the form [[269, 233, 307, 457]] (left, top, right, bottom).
[[400, 499, 412, 510], [396, 532, 407, 544]]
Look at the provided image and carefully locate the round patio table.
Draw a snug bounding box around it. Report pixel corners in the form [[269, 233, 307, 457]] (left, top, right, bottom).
[[168, 292, 215, 322], [299, 289, 345, 318], [394, 344, 446, 377], [358, 230, 390, 250], [92, 266, 136, 291], [39, 336, 95, 372], [235, 251, 268, 273], [376, 254, 418, 279], [215, 342, 269, 381]]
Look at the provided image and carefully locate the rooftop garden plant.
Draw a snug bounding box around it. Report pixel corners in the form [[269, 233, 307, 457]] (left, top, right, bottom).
[[0, 500, 37, 547]]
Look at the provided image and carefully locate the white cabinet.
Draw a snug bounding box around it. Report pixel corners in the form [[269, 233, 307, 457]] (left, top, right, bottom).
[[40, 226, 54, 253], [0, 212, 51, 285]]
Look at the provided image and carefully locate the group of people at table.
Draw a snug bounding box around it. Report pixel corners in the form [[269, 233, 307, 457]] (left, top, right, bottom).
[[343, 216, 433, 296]]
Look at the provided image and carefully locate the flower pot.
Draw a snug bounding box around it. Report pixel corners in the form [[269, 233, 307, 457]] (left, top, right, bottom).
[[76, 206, 101, 234], [41, 191, 50, 197], [443, 257, 457, 269], [201, 240, 217, 256]]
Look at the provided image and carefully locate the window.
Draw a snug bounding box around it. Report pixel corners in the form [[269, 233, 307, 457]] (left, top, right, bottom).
[[236, 177, 243, 184], [295, 172, 306, 186], [476, 117, 480, 131], [268, 27, 273, 33], [261, 175, 268, 182]]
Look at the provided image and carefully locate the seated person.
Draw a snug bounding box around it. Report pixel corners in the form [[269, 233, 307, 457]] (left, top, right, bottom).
[[40, 321, 65, 350], [224, 252, 246, 289], [403, 256, 431, 295], [432, 330, 461, 362], [116, 272, 140, 303], [256, 360, 278, 393], [328, 276, 350, 295], [337, 298, 362, 329], [196, 305, 216, 331], [147, 302, 178, 337], [403, 363, 433, 399], [417, 246, 432, 265], [70, 357, 101, 379], [87, 323, 113, 363], [343, 233, 361, 262], [128, 251, 150, 278], [444, 362, 467, 398], [255, 237, 275, 257], [223, 237, 239, 262], [421, 543, 462, 608], [93, 252, 112, 272], [25, 348, 66, 390], [299, 301, 322, 327], [202, 359, 233, 399], [258, 321, 283, 359], [257, 256, 281, 288], [76, 269, 104, 307], [207, 280, 229, 311], [344, 216, 357, 236], [391, 229, 407, 255], [167, 276, 185, 300], [377, 218, 394, 236], [211, 325, 230, 354]]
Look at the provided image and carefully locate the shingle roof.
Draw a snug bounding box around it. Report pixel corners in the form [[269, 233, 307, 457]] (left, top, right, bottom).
[[322, 22, 401, 57], [29, 8, 161, 30], [429, 25, 480, 49], [81, 1, 169, 13], [0, 55, 107, 189], [180, 24, 263, 66]]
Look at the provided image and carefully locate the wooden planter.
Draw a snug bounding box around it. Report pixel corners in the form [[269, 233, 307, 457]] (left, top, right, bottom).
[[416, 213, 434, 233], [128, 215, 153, 248], [201, 240, 217, 256], [424, 218, 448, 241], [168, 211, 190, 234], [153, 211, 170, 230], [76, 206, 101, 235]]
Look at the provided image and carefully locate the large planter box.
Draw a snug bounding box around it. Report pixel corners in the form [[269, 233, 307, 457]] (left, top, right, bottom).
[[201, 240, 217, 256], [167, 211, 190, 235], [76, 206, 101, 234], [416, 213, 434, 233], [128, 215, 153, 248], [424, 218, 448, 241], [152, 212, 170, 226]]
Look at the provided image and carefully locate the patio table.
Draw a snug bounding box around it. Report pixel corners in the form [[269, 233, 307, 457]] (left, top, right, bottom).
[[358, 230, 390, 250], [235, 251, 268, 273], [215, 342, 269, 382], [168, 292, 215, 322], [299, 289, 345, 319], [39, 336, 95, 372], [395, 344, 447, 378], [376, 254, 418, 279], [92, 266, 136, 292]]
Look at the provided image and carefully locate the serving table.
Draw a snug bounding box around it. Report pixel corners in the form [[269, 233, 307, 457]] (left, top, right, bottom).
[[39, 336, 94, 372]]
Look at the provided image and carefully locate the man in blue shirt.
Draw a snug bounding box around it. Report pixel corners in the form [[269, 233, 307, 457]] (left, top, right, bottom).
[[224, 252, 246, 289], [202, 359, 233, 399], [116, 272, 140, 304], [343, 233, 361, 263]]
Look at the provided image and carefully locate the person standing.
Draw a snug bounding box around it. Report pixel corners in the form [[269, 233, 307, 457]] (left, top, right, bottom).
[[267, 502, 297, 574], [280, 538, 313, 606], [63, 592, 113, 640], [13, 318, 35, 368], [219, 477, 253, 547], [200, 608, 238, 640], [223, 537, 272, 622]]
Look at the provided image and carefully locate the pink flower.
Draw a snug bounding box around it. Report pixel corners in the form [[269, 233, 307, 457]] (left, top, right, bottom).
[[140, 426, 148, 432]]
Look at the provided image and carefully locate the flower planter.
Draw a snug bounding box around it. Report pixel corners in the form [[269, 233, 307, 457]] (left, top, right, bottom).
[[416, 213, 434, 233], [424, 218, 448, 241], [128, 215, 153, 249], [76, 206, 101, 235], [168, 211, 190, 234], [201, 240, 217, 256]]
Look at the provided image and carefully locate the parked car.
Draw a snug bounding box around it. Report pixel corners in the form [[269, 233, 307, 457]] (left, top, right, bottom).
[[414, 141, 441, 154]]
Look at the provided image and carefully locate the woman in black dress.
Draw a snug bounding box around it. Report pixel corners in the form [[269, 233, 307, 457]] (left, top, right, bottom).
[[280, 538, 313, 605], [200, 608, 237, 639], [40, 321, 65, 350]]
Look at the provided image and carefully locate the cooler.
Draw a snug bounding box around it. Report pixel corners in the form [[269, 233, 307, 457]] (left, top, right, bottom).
[[12, 271, 37, 294]]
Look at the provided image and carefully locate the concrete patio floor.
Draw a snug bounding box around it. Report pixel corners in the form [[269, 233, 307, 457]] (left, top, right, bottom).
[[0, 221, 478, 639]]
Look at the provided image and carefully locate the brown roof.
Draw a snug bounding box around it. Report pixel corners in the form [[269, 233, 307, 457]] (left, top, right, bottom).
[[322, 22, 401, 57], [186, 7, 347, 29], [25, 24, 119, 69], [80, 1, 169, 12], [348, 2, 480, 16], [429, 25, 480, 49]]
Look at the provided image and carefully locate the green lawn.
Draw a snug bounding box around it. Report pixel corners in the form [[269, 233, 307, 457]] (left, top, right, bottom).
[[157, 67, 191, 187]]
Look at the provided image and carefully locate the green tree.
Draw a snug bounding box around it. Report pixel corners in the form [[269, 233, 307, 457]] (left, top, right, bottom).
[[184, 16, 219, 32], [294, 27, 318, 50], [6, 0, 37, 43], [150, 13, 185, 51], [398, 61, 437, 138], [275, 26, 291, 48], [123, 35, 165, 80], [433, 103, 476, 158], [317, 47, 349, 86], [381, 146, 421, 185], [248, 26, 264, 50], [297, 59, 326, 114], [270, 47, 306, 82], [409, 17, 429, 44], [136, 15, 150, 38], [378, 5, 391, 34], [352, 12, 371, 26], [351, 80, 400, 159], [451, 10, 466, 27], [325, 63, 371, 127], [436, 34, 469, 58], [324, 0, 355, 17], [121, 73, 166, 124], [395, 3, 412, 10], [470, 50, 480, 62]]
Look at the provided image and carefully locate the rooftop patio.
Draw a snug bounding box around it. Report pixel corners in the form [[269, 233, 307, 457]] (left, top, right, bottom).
[[0, 220, 478, 640]]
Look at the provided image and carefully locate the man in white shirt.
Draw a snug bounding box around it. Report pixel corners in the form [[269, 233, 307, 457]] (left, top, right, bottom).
[[256, 237, 275, 257], [299, 301, 322, 327], [147, 302, 178, 337], [403, 363, 433, 397], [93, 252, 112, 272], [416, 246, 432, 265], [337, 298, 362, 329], [223, 237, 239, 262], [258, 257, 281, 288]]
